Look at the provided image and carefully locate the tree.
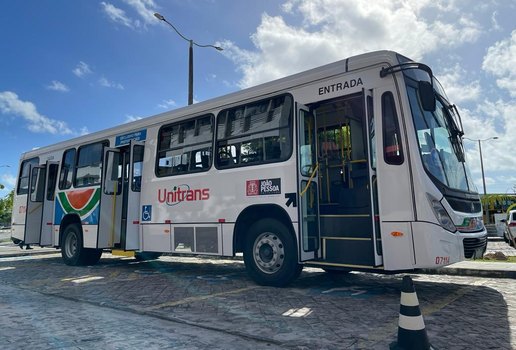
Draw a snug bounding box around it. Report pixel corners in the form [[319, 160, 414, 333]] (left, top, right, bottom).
[[0, 189, 14, 226]]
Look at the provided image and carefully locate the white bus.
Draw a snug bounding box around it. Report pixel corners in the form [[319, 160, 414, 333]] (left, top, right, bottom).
[[11, 50, 487, 286]]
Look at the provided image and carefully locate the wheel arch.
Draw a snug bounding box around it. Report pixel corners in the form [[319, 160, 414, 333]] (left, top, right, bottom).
[[58, 214, 82, 247], [233, 204, 296, 254]]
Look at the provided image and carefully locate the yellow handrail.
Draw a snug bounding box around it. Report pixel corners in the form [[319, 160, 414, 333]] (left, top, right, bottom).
[[300, 163, 319, 196]]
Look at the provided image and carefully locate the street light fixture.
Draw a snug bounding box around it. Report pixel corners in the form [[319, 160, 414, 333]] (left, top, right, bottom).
[[154, 12, 223, 106], [463, 136, 498, 195]]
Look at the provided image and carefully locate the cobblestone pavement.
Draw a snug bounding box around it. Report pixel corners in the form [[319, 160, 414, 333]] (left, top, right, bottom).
[[0, 253, 515, 349], [0, 282, 283, 350]]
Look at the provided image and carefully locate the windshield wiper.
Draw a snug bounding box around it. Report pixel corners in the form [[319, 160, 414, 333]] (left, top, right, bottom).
[[443, 105, 465, 162]]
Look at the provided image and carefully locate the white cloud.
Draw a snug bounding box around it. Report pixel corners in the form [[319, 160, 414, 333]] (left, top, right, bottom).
[[0, 173, 16, 189], [101, 0, 157, 30], [157, 99, 176, 109], [224, 0, 482, 88], [482, 30, 516, 97], [125, 115, 143, 123], [99, 77, 124, 90], [46, 80, 70, 92], [0, 91, 73, 135], [73, 61, 92, 78], [461, 96, 516, 194], [436, 64, 480, 104], [101, 2, 136, 28], [123, 0, 157, 25], [79, 127, 90, 136]]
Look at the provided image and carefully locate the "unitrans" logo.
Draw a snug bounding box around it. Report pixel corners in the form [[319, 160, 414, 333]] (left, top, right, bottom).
[[158, 184, 210, 206]]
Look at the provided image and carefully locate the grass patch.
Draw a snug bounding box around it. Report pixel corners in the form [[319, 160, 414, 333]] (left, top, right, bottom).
[[474, 255, 516, 263]]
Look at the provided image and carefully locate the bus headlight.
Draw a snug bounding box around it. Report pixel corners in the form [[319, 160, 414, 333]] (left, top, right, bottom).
[[456, 217, 484, 232], [427, 194, 456, 233]]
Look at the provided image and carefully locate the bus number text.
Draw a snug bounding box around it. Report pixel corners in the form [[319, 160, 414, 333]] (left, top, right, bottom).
[[435, 256, 450, 265]]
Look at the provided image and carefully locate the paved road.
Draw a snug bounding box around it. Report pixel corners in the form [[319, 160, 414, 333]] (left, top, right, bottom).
[[0, 252, 515, 349], [0, 282, 282, 350]]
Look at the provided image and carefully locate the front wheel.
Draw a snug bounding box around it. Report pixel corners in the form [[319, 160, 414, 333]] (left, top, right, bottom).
[[243, 219, 302, 287]]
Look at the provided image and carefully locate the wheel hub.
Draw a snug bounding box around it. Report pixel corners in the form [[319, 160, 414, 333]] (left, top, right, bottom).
[[253, 232, 285, 274]]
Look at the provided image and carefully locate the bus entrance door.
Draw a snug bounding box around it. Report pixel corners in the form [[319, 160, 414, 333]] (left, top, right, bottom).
[[297, 105, 320, 261], [313, 93, 378, 268]]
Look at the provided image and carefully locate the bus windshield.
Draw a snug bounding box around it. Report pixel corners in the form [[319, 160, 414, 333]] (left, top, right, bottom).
[[407, 84, 477, 193]]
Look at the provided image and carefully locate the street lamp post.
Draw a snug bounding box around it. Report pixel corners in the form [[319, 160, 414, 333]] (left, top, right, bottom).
[[154, 13, 223, 105], [463, 137, 498, 195]]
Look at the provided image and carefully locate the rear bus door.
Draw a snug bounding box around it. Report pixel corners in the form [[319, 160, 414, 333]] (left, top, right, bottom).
[[123, 141, 144, 250], [40, 161, 59, 246], [24, 165, 46, 244], [98, 148, 123, 249]]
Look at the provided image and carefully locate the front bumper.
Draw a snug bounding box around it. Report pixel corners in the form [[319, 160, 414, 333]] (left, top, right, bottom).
[[462, 234, 487, 259]]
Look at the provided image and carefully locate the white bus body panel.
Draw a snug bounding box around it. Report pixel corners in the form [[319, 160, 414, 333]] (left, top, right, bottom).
[[142, 224, 172, 252], [82, 225, 98, 248], [380, 222, 415, 270], [411, 222, 462, 267]]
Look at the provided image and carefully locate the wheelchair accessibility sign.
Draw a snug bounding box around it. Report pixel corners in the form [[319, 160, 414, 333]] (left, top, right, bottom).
[[142, 205, 152, 222]]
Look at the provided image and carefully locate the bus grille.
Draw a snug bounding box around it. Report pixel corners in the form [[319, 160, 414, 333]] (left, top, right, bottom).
[[463, 236, 488, 259], [446, 197, 482, 213]]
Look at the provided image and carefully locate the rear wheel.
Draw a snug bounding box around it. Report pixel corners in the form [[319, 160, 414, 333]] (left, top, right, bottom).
[[243, 219, 302, 287], [83, 249, 103, 265], [61, 224, 85, 266]]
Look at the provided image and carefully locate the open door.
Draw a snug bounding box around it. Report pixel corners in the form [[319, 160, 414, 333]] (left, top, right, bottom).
[[24, 165, 46, 244], [122, 141, 144, 250], [297, 104, 320, 261], [40, 162, 59, 246], [364, 90, 383, 266], [98, 148, 123, 249]]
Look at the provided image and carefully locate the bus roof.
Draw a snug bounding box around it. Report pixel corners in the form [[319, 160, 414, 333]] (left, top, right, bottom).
[[20, 50, 401, 160]]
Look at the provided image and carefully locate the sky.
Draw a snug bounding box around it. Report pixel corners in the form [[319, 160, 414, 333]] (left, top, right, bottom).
[[0, 0, 515, 198]]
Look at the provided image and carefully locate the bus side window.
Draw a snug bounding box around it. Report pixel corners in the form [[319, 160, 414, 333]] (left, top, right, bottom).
[[74, 141, 107, 187], [16, 157, 39, 195], [215, 95, 292, 169], [382, 92, 404, 165], [59, 148, 75, 190], [156, 114, 213, 177]]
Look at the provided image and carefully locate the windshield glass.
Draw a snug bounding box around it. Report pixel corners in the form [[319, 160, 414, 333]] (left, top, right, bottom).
[[407, 85, 477, 193]]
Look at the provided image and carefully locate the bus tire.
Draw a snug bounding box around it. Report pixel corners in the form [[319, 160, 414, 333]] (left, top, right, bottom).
[[243, 218, 302, 287], [61, 223, 87, 266], [134, 252, 162, 261], [82, 249, 103, 265]]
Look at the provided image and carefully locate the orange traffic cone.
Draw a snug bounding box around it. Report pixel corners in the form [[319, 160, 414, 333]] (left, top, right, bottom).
[[390, 275, 434, 350]]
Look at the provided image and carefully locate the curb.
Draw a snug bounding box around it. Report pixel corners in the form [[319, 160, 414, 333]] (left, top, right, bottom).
[[1, 244, 515, 279], [419, 267, 516, 279]]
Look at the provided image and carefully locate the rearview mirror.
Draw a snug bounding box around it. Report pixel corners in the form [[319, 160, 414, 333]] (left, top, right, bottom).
[[418, 81, 436, 112]]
